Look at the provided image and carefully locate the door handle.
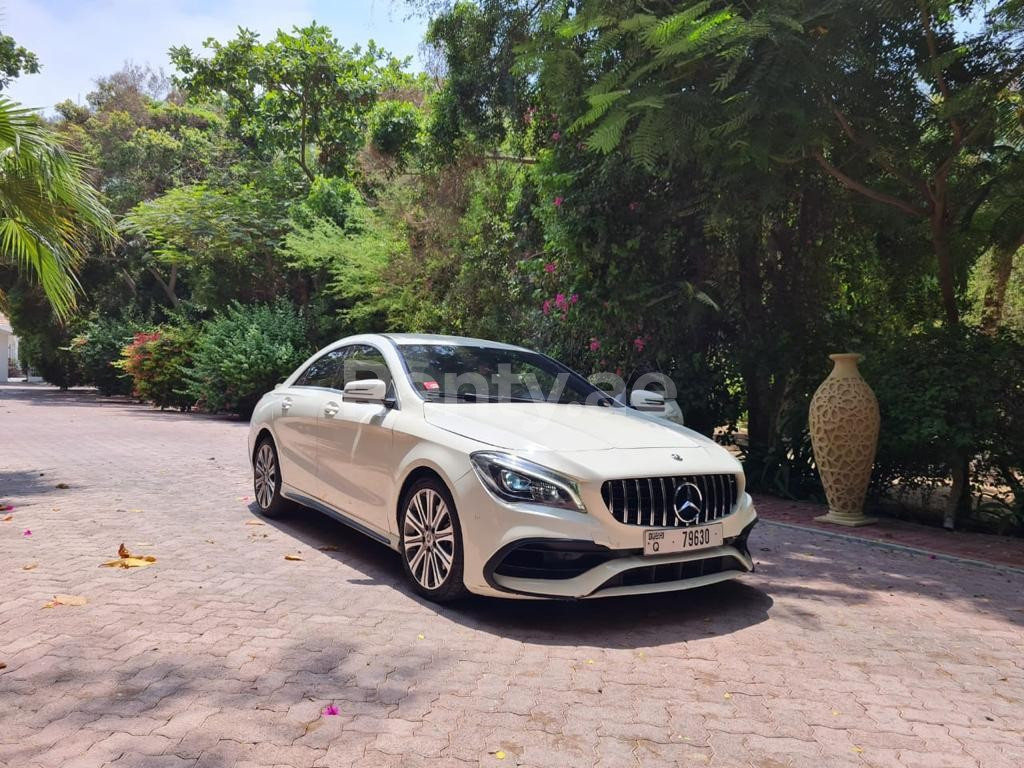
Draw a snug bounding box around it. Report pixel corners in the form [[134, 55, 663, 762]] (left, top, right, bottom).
[[324, 401, 340, 417], [281, 397, 292, 411]]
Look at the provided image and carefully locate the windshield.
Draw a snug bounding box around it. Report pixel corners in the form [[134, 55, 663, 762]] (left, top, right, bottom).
[[396, 343, 614, 405]]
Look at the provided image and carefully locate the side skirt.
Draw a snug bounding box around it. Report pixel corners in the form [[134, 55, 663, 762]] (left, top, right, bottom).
[[281, 485, 398, 550]]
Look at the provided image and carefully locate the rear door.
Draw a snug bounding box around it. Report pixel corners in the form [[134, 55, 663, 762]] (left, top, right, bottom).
[[276, 347, 349, 498], [316, 344, 398, 532]]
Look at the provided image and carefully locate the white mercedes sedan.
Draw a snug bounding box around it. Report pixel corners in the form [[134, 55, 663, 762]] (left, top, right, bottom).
[[247, 333, 757, 602]]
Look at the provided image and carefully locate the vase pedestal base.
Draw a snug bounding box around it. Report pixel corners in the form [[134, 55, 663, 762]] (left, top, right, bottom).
[[815, 512, 878, 527]]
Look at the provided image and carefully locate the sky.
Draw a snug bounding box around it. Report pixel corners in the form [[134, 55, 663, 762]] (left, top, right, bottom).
[[4, 0, 429, 112]]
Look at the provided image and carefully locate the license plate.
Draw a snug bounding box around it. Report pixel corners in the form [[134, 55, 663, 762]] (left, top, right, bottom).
[[644, 524, 723, 555]]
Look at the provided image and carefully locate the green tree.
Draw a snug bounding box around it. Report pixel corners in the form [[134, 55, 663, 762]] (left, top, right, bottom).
[[574, 0, 1024, 327], [0, 27, 39, 90], [170, 25, 409, 179]]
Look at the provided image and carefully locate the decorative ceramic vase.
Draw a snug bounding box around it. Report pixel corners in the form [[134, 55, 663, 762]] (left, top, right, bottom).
[[809, 353, 880, 526]]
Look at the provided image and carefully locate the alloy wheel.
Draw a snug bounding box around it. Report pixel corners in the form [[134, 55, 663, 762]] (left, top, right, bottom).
[[254, 443, 277, 509], [403, 488, 455, 590]]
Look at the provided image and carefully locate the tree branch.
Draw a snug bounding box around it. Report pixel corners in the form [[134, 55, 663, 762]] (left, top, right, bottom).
[[825, 98, 932, 201], [147, 265, 180, 309], [483, 153, 537, 165], [812, 149, 926, 217], [918, 1, 964, 149]]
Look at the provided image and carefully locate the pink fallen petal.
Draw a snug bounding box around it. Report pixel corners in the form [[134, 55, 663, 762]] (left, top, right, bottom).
[[323, 704, 340, 716], [23, 529, 32, 536]]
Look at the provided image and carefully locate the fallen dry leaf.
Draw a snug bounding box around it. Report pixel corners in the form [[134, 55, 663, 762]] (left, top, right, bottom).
[[284, 554, 304, 561], [22, 563, 38, 571], [245, 520, 265, 526], [317, 545, 339, 552], [55, 483, 70, 489], [100, 543, 156, 569], [2, 515, 12, 522], [0, 661, 6, 670], [43, 594, 87, 608]]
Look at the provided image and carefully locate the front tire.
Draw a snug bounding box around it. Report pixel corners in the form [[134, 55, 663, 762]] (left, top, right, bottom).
[[253, 437, 290, 518], [399, 478, 467, 602]]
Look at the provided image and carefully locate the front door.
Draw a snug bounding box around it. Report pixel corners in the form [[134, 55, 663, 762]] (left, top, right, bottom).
[[277, 347, 349, 497], [316, 344, 397, 533]]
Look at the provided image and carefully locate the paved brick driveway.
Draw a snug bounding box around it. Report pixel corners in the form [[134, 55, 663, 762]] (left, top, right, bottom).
[[1, 384, 1022, 768]]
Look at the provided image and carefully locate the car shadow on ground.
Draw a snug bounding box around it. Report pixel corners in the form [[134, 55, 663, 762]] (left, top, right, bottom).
[[254, 503, 774, 649]]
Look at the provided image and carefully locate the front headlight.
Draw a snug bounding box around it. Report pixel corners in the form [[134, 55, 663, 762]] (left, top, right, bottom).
[[470, 451, 585, 511]]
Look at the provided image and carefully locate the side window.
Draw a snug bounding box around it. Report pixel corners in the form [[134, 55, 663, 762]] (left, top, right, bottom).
[[294, 347, 350, 389], [342, 345, 393, 389]]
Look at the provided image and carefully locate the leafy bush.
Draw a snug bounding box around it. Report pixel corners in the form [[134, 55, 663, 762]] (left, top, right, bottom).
[[185, 301, 311, 416], [367, 100, 422, 167], [864, 326, 1024, 531], [116, 326, 195, 409], [297, 176, 363, 230], [22, 332, 82, 389], [70, 315, 142, 396], [2, 280, 83, 389]]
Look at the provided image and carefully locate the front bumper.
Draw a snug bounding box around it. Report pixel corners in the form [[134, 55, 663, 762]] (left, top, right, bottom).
[[453, 469, 758, 599]]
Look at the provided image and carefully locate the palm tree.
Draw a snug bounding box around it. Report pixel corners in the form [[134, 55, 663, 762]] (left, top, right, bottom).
[[0, 96, 114, 318]]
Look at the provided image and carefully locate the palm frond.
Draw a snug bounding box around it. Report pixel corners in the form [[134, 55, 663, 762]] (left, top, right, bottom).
[[0, 96, 116, 318]]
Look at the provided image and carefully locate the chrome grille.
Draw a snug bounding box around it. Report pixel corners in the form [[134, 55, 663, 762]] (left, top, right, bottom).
[[600, 474, 738, 527]]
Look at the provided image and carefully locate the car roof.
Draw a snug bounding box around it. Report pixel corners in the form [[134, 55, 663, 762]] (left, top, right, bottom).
[[381, 333, 533, 353]]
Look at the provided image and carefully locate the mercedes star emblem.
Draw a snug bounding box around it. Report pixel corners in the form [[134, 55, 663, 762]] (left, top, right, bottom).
[[672, 481, 704, 525]]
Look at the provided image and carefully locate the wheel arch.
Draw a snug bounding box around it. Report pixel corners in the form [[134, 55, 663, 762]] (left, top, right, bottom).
[[252, 427, 275, 460], [394, 464, 452, 531]]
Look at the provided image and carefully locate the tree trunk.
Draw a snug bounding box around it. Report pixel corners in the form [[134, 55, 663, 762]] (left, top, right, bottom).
[[930, 214, 959, 325], [980, 240, 1019, 333], [943, 453, 970, 530], [148, 265, 180, 309], [735, 229, 769, 453]]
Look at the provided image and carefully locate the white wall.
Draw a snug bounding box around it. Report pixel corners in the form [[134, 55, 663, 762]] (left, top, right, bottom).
[[0, 330, 9, 383]]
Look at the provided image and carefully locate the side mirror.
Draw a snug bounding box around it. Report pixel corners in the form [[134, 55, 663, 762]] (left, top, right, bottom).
[[630, 389, 665, 412], [343, 378, 387, 403]]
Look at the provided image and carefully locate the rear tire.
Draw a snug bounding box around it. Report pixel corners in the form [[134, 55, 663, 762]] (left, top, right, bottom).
[[253, 437, 291, 518], [399, 477, 468, 602]]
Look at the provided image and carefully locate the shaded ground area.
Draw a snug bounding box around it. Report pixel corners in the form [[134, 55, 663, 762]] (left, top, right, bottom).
[[1, 384, 1022, 768], [755, 496, 1024, 571]]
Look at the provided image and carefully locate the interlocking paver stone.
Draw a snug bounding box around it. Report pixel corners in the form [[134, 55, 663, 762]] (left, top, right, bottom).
[[1, 383, 1023, 768]]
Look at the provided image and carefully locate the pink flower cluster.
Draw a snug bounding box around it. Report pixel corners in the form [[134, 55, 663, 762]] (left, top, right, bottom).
[[541, 293, 579, 316]]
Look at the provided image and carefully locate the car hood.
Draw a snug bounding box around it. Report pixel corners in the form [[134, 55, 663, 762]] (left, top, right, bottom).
[[422, 402, 710, 451]]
